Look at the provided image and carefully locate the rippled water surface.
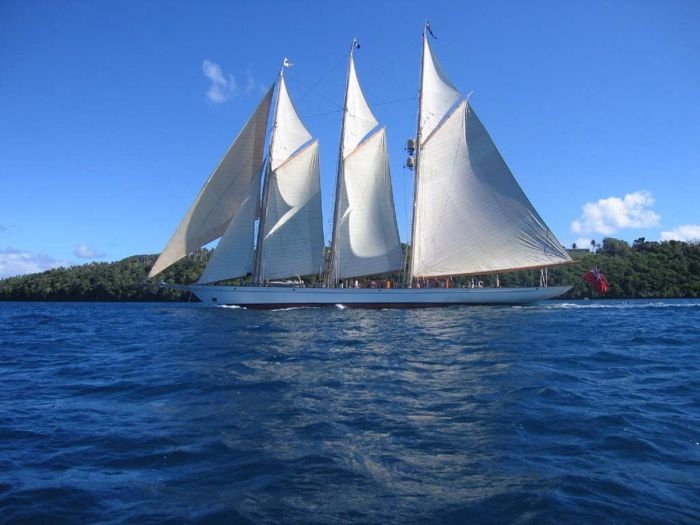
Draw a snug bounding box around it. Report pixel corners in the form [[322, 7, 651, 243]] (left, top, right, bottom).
[[1, 300, 699, 524]]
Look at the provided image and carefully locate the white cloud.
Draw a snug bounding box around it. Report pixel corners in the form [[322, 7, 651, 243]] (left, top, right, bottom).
[[0, 247, 67, 278], [660, 224, 700, 242], [74, 243, 105, 259], [571, 191, 660, 235], [202, 59, 237, 103]]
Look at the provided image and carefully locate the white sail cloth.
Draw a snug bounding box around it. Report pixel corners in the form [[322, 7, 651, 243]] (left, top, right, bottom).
[[412, 100, 571, 277], [335, 128, 403, 278], [330, 53, 403, 280], [270, 76, 312, 170], [260, 141, 325, 279], [197, 178, 259, 283], [148, 87, 273, 278], [419, 37, 461, 140], [411, 35, 571, 278], [342, 57, 379, 154], [255, 73, 323, 280]]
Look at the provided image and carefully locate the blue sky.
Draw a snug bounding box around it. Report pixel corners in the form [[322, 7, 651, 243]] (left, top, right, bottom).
[[1, 0, 699, 277]]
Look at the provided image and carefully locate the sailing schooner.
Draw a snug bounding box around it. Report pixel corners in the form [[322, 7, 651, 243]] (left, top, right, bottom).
[[148, 26, 572, 308]]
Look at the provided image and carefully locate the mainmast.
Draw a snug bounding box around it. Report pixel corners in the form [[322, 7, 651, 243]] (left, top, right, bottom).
[[406, 22, 429, 286], [253, 60, 286, 284], [326, 39, 358, 287]]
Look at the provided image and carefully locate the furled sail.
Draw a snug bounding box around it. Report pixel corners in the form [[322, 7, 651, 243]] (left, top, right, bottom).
[[329, 50, 403, 281], [411, 36, 571, 278], [256, 74, 324, 280], [148, 86, 273, 278]]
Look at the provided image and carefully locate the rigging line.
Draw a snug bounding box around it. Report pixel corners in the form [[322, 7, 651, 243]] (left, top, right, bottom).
[[371, 96, 417, 107], [288, 75, 344, 110], [299, 108, 343, 119], [364, 38, 422, 91], [293, 52, 347, 102], [286, 56, 346, 111]]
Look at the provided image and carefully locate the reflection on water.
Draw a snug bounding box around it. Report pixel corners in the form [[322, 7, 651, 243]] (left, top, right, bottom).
[[1, 300, 699, 523]]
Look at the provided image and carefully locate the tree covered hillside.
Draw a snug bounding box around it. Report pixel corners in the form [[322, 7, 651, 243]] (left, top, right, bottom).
[[1, 239, 698, 301], [0, 250, 212, 302]]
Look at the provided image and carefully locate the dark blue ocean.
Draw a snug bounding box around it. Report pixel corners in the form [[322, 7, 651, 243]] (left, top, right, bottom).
[[1, 300, 699, 524]]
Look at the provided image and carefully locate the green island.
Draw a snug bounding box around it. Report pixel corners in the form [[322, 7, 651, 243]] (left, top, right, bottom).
[[1, 238, 698, 302]]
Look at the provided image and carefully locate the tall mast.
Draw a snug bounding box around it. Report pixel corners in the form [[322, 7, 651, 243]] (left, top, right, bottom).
[[406, 23, 428, 286], [253, 60, 286, 284], [326, 39, 357, 287]]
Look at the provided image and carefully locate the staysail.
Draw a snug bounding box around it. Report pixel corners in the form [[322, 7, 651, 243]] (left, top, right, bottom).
[[410, 35, 571, 278], [328, 46, 403, 281], [256, 74, 324, 281], [148, 86, 274, 278]]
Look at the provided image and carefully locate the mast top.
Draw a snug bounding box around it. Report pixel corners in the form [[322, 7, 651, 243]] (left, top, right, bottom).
[[280, 57, 293, 77], [350, 38, 360, 58]]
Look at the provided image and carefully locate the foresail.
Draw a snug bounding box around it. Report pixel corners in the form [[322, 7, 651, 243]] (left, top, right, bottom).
[[335, 128, 403, 278], [270, 76, 312, 170], [412, 101, 571, 277], [342, 55, 378, 154], [420, 36, 460, 140], [259, 141, 324, 279], [197, 177, 259, 283], [148, 86, 273, 278]]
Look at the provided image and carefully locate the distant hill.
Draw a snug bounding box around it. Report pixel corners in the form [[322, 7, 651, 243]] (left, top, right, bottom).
[[1, 239, 698, 301], [0, 250, 212, 302]]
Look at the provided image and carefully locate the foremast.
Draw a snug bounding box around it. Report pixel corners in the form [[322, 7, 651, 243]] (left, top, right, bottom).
[[326, 40, 358, 287], [253, 60, 286, 284]]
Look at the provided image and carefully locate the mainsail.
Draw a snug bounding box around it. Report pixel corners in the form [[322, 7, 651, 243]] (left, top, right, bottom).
[[256, 74, 324, 281], [148, 86, 273, 278], [328, 46, 403, 281], [410, 35, 571, 278]]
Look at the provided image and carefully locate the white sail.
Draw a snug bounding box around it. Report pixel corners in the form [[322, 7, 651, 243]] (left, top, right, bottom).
[[328, 50, 403, 281], [335, 127, 403, 278], [412, 99, 572, 277], [420, 37, 460, 140], [148, 87, 273, 278], [197, 178, 259, 283], [259, 141, 324, 279], [270, 76, 312, 170], [342, 55, 379, 154]]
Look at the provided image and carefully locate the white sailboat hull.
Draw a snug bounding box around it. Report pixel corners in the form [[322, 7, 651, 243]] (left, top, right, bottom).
[[169, 284, 571, 309]]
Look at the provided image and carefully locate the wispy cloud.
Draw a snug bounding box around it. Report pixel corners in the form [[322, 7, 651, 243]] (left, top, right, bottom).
[[74, 243, 105, 259], [571, 191, 660, 235], [0, 247, 67, 279], [203, 59, 237, 103], [660, 224, 700, 242]]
